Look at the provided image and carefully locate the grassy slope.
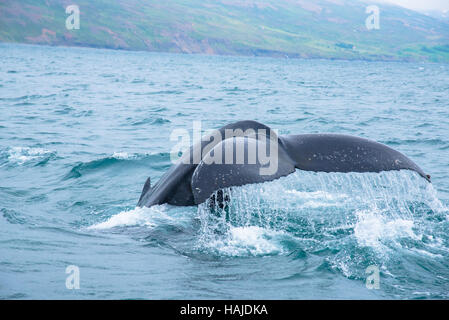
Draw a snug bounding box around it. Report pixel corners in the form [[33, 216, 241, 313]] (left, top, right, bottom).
[[0, 0, 448, 62]]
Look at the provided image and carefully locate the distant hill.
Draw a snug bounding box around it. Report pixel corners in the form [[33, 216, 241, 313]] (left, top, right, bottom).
[[1, 0, 449, 62]]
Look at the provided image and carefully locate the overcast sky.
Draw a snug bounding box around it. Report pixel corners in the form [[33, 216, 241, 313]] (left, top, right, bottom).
[[378, 0, 449, 12]]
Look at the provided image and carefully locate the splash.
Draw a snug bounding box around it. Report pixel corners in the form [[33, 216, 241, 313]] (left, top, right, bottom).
[[353, 209, 419, 252], [196, 169, 447, 259]]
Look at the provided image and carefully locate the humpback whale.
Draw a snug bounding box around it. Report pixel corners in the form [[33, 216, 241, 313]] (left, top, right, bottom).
[[137, 120, 430, 208]]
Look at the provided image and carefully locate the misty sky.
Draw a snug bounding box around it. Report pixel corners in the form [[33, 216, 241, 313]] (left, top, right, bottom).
[[380, 0, 449, 12]]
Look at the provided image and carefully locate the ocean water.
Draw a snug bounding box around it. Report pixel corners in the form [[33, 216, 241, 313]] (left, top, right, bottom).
[[1, 43, 449, 299]]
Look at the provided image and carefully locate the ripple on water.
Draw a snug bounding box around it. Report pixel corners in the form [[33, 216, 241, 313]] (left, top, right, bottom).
[[1, 208, 27, 225], [131, 117, 171, 126]]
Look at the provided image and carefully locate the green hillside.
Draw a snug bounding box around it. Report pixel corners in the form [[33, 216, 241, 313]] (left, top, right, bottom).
[[1, 0, 449, 62]]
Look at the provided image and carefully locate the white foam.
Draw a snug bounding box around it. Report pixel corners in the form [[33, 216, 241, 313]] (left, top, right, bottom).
[[88, 205, 170, 230], [202, 226, 285, 256], [354, 209, 420, 251], [112, 152, 132, 160], [7, 146, 52, 164]]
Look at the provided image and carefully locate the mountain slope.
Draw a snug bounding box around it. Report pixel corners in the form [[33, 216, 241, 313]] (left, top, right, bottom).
[[1, 0, 449, 62]]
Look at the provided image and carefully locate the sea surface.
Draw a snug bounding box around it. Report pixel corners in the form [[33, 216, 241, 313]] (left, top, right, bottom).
[[1, 43, 449, 299]]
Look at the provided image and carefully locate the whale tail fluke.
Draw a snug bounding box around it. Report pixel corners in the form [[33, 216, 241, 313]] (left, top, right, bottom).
[[137, 121, 430, 208]]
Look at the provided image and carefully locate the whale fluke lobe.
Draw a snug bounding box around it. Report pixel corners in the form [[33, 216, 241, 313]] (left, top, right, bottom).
[[137, 121, 429, 208], [279, 134, 429, 179], [191, 135, 295, 204]]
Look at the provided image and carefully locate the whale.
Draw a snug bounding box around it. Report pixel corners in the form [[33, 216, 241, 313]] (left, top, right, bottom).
[[137, 120, 430, 208]]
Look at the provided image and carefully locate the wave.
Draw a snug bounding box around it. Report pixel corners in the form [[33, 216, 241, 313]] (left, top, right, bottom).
[[64, 152, 170, 179], [0, 94, 56, 102]]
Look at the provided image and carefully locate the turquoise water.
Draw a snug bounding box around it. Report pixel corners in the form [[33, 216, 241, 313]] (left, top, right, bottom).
[[1, 43, 449, 299]]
